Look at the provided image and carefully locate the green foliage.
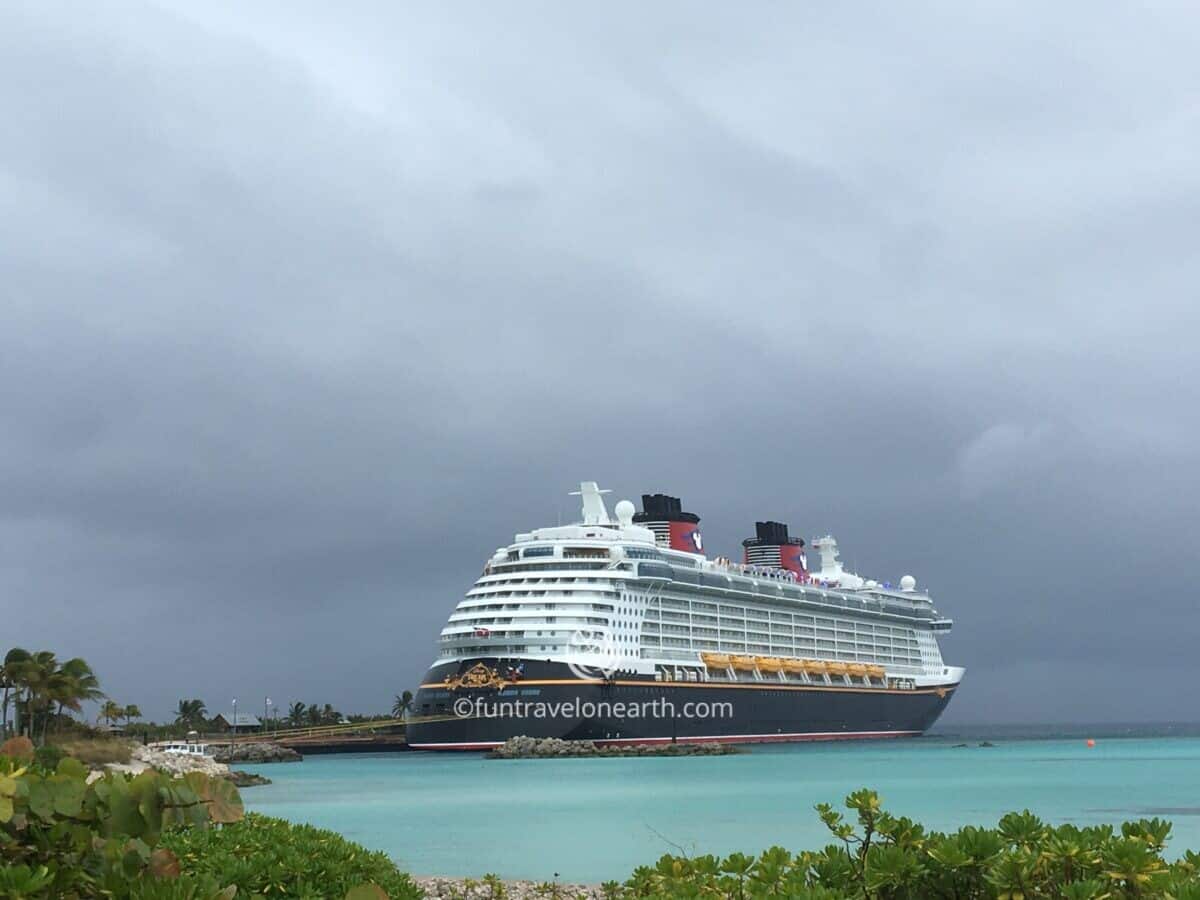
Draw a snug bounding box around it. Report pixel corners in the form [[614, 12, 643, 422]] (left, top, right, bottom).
[[2, 750, 412, 898], [160, 812, 422, 899], [1, 752, 241, 898], [392, 690, 415, 720], [30, 744, 64, 774], [2, 648, 107, 745], [174, 699, 209, 730], [615, 789, 1200, 899]]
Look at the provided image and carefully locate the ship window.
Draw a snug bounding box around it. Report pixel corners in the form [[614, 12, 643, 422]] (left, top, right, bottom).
[[523, 546, 555, 558], [623, 547, 659, 559], [564, 547, 608, 559]]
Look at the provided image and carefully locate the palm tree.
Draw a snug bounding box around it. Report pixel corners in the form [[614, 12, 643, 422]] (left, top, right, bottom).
[[174, 699, 208, 728], [56, 657, 104, 722], [306, 703, 322, 726], [392, 690, 414, 719], [1, 648, 32, 738], [99, 700, 124, 727], [287, 702, 307, 726], [15, 651, 60, 742], [122, 704, 142, 726], [321, 703, 340, 724]]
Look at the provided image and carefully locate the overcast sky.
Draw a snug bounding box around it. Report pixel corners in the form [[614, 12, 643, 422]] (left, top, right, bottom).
[[4, 1, 1199, 726]]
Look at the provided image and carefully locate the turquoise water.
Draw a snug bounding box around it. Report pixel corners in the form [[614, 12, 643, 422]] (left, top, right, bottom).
[[240, 736, 1200, 883]]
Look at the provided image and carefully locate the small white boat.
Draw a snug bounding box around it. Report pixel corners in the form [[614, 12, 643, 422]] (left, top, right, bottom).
[[150, 731, 212, 757]]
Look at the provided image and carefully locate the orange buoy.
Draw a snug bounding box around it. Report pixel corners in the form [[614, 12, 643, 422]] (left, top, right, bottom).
[[1086, 738, 1096, 748]]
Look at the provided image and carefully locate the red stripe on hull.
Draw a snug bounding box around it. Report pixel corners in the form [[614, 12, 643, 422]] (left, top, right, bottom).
[[410, 729, 921, 751]]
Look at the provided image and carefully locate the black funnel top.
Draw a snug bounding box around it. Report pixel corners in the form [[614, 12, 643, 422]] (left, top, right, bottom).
[[634, 494, 700, 524], [743, 521, 805, 547]]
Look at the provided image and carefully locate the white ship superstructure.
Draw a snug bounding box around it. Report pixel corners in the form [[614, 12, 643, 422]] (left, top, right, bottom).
[[435, 483, 962, 691]]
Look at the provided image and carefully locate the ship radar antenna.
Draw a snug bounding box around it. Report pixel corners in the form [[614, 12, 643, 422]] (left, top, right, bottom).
[[569, 481, 613, 525]]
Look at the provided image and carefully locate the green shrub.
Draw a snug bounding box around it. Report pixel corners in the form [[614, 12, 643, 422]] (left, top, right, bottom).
[[1, 753, 243, 898], [160, 813, 422, 899], [31, 743, 65, 773], [619, 789, 1200, 899]]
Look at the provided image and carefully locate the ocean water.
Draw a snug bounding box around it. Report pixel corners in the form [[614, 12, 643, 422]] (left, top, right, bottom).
[[239, 733, 1200, 883]]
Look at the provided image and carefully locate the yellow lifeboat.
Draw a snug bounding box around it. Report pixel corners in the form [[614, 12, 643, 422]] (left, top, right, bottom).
[[847, 663, 868, 676], [804, 660, 828, 675], [731, 655, 758, 671], [701, 653, 732, 668], [783, 658, 808, 674], [867, 664, 886, 679], [826, 662, 849, 676], [756, 656, 785, 672]]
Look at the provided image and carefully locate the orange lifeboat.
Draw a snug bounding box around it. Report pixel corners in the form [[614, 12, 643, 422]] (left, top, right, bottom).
[[731, 655, 758, 671], [756, 656, 785, 672], [701, 653, 732, 668], [783, 658, 808, 674]]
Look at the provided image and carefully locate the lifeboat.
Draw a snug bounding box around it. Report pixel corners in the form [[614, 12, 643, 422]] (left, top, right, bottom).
[[847, 663, 868, 676], [867, 664, 886, 679], [731, 655, 758, 671], [783, 658, 808, 674], [826, 662, 849, 676], [756, 656, 785, 672], [701, 653, 732, 668], [804, 660, 828, 675]]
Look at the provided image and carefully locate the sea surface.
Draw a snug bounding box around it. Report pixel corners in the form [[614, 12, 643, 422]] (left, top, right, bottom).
[[239, 728, 1200, 883]]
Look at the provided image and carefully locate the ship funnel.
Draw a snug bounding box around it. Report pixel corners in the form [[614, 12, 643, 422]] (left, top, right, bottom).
[[742, 520, 807, 577], [633, 494, 702, 553]]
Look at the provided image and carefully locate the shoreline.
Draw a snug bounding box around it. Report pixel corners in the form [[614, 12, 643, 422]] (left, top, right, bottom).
[[415, 875, 606, 899]]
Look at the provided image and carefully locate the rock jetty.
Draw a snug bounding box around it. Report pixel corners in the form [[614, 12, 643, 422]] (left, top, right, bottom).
[[210, 741, 302, 764], [416, 876, 605, 899], [97, 744, 229, 782], [488, 735, 740, 759], [224, 770, 272, 787], [91, 746, 269, 788]]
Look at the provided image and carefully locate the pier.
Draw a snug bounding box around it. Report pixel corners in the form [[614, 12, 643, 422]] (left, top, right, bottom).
[[215, 713, 461, 754]]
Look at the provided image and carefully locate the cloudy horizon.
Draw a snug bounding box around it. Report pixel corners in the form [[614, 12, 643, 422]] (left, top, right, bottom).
[[4, 0, 1199, 726]]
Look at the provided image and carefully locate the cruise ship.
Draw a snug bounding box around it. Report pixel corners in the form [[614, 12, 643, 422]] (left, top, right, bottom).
[[406, 483, 963, 749]]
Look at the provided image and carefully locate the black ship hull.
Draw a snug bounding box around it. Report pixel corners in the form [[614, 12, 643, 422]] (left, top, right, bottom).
[[407, 659, 958, 750]]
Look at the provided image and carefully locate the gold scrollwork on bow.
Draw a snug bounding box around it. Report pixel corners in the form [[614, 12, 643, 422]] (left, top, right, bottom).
[[444, 663, 507, 692]]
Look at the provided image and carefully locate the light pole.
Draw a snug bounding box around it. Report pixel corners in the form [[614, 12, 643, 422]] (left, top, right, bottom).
[[232, 698, 237, 738], [265, 697, 272, 734]]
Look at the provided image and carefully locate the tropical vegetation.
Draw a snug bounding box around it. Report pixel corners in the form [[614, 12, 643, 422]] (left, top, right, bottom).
[[1, 736, 243, 898], [286, 701, 346, 727], [612, 788, 1200, 899], [1, 740, 415, 898], [175, 699, 209, 729], [1, 648, 107, 745], [161, 813, 422, 898], [392, 691, 414, 720]]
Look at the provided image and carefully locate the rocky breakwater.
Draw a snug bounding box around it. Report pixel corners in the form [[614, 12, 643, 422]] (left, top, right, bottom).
[[96, 745, 271, 787], [210, 741, 302, 764], [488, 735, 741, 759], [416, 876, 605, 899], [104, 744, 229, 779]]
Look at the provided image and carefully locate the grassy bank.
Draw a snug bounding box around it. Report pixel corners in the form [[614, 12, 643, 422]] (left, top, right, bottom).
[[52, 734, 134, 765]]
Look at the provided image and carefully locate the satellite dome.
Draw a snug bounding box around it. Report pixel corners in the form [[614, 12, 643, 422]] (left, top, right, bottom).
[[899, 575, 916, 592], [614, 499, 635, 525]]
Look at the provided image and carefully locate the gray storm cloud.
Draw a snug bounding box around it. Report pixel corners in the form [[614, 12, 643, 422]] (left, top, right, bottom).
[[3, 0, 1198, 725]]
